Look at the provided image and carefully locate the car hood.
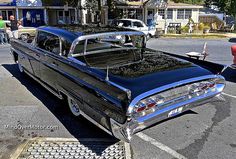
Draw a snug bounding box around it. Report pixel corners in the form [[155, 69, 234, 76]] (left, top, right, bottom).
[[88, 49, 214, 99]]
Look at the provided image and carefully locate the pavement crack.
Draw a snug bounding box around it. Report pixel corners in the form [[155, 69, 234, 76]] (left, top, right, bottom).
[[177, 96, 231, 159]]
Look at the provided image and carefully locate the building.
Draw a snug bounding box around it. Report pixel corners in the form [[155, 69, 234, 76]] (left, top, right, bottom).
[[110, 0, 203, 30], [0, 0, 78, 27]]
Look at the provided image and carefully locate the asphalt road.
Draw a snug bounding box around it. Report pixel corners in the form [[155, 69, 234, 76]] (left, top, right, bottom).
[[0, 38, 236, 159]]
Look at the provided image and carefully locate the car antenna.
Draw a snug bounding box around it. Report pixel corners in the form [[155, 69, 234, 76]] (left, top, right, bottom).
[[106, 66, 109, 81]]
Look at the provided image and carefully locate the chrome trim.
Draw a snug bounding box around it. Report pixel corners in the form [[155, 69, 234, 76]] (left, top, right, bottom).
[[107, 81, 132, 100], [79, 110, 113, 136], [68, 57, 86, 66], [68, 31, 145, 57], [127, 75, 225, 115], [111, 82, 225, 142]]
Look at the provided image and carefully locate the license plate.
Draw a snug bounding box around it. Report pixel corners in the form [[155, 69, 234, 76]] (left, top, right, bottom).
[[168, 107, 183, 117]]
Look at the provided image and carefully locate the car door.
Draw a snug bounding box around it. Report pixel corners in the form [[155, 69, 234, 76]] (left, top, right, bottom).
[[37, 31, 61, 91], [133, 21, 149, 35], [11, 39, 35, 75]]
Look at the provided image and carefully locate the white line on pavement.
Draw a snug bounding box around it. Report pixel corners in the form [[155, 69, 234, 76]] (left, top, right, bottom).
[[136, 132, 187, 159], [222, 92, 236, 99]]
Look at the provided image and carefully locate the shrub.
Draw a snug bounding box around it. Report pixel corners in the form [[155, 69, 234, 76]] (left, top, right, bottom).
[[203, 25, 211, 30], [198, 23, 205, 30], [181, 26, 189, 33]]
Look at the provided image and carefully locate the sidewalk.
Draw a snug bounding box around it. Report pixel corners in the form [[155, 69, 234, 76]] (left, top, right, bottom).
[[161, 33, 236, 39]]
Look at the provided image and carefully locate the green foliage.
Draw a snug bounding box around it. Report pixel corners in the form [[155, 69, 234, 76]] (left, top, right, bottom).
[[206, 0, 236, 27], [84, 0, 98, 12], [181, 26, 189, 33], [203, 24, 210, 30], [198, 23, 205, 30]]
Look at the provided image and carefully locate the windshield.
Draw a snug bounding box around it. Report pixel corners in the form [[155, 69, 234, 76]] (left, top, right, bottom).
[[112, 20, 132, 27]]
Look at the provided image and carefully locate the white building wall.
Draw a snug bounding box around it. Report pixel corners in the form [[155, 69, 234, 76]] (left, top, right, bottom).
[[156, 8, 200, 30]]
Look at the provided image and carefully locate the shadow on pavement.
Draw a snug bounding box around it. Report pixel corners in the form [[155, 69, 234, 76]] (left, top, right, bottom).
[[229, 38, 236, 43], [2, 64, 118, 155]]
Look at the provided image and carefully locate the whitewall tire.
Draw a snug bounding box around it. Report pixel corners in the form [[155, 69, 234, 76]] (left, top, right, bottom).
[[68, 96, 81, 117]]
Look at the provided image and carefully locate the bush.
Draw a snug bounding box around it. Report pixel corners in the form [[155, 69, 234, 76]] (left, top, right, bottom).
[[203, 25, 211, 30], [181, 26, 189, 33], [198, 23, 205, 30]]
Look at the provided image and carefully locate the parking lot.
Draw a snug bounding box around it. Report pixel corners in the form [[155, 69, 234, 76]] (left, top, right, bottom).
[[1, 37, 236, 159]]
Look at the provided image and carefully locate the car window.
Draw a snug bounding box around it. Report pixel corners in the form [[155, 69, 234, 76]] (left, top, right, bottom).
[[61, 38, 71, 57], [116, 20, 132, 27], [133, 21, 144, 28], [37, 31, 60, 55], [73, 40, 85, 54]]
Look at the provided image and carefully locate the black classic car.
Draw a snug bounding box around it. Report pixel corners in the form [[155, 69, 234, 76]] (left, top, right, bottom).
[[10, 26, 225, 142]]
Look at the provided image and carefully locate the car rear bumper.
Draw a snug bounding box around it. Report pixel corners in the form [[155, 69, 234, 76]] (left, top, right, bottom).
[[110, 80, 225, 142]]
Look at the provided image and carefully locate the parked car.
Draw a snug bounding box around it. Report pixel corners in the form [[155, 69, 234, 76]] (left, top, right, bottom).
[[110, 19, 156, 39], [4, 20, 36, 40], [10, 26, 226, 142], [18, 27, 36, 40]]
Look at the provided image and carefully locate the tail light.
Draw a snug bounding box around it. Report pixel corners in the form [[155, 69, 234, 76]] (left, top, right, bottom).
[[133, 79, 222, 117], [134, 96, 165, 114]]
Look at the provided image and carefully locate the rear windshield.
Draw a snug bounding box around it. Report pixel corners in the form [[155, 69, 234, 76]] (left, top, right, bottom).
[[72, 34, 146, 69], [72, 34, 145, 56]]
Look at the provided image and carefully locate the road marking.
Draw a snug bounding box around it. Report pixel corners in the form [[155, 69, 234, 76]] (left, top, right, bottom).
[[222, 92, 236, 99], [136, 132, 187, 159]]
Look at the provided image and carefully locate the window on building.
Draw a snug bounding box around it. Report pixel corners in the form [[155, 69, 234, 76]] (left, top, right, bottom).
[[8, 11, 13, 18], [158, 9, 165, 19], [167, 9, 173, 19], [58, 11, 64, 21], [1, 11, 7, 20], [177, 9, 192, 19], [177, 9, 185, 19], [185, 9, 192, 19], [64, 11, 70, 24], [127, 9, 143, 20]]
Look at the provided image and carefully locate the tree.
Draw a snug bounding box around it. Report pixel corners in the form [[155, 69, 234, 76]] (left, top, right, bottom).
[[206, 0, 236, 25]]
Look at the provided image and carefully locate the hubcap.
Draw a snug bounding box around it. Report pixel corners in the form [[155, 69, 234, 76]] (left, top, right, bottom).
[[68, 97, 80, 116]]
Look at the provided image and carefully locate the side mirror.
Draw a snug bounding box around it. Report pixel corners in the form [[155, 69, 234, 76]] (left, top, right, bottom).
[[231, 45, 236, 64]]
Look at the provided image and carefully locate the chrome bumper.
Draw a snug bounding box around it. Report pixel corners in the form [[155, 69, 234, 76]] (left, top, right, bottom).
[[110, 76, 225, 142]]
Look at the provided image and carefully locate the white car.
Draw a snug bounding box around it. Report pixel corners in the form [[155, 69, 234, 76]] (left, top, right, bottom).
[[111, 19, 156, 38]]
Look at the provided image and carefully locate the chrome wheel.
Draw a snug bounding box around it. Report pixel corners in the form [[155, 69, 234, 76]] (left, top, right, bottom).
[[146, 34, 151, 41], [68, 97, 80, 116], [120, 35, 126, 44], [18, 62, 24, 73]]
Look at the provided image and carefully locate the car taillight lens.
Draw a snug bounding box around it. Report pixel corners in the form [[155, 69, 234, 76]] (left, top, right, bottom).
[[134, 96, 164, 114], [133, 78, 223, 116], [189, 81, 216, 96]]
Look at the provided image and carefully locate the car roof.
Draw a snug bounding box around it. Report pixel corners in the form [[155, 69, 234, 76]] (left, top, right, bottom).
[[38, 26, 143, 43], [116, 19, 144, 22], [38, 26, 79, 43]]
